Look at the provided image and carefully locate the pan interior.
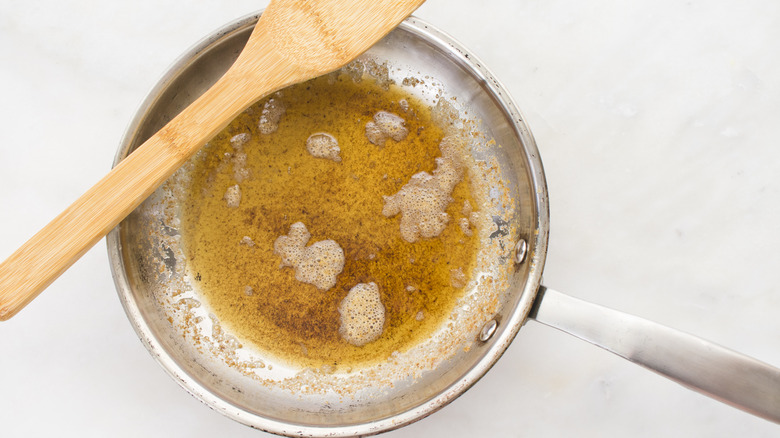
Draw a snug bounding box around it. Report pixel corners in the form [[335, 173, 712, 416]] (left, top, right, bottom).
[[109, 14, 547, 435]]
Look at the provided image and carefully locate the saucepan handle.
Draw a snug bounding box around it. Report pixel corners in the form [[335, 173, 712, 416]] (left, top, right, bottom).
[[529, 286, 780, 423]]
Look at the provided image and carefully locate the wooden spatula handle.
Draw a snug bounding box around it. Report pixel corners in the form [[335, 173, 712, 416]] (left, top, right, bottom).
[[0, 71, 263, 320]]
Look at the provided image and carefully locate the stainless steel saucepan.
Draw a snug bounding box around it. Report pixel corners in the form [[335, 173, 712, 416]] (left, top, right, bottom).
[[108, 12, 780, 437]]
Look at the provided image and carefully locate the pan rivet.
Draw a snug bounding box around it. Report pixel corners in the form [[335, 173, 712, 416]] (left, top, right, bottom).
[[514, 239, 528, 264], [479, 319, 498, 342]]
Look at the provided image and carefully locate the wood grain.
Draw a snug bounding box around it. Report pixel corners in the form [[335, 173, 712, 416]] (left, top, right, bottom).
[[0, 0, 425, 320]]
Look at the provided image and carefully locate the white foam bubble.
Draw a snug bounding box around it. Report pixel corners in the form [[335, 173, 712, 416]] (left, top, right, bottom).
[[232, 151, 251, 182], [230, 133, 251, 150], [374, 111, 408, 141], [461, 200, 479, 236], [258, 98, 286, 134], [338, 282, 385, 347], [450, 267, 467, 288], [273, 222, 345, 291], [382, 136, 466, 242], [365, 121, 386, 146], [459, 217, 473, 236], [365, 59, 392, 89], [342, 60, 364, 83], [305, 132, 341, 162], [224, 184, 241, 208], [365, 111, 408, 146], [432, 97, 459, 132], [462, 200, 472, 217]]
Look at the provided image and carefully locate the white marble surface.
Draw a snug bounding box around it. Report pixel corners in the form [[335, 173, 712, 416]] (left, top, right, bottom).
[[1, 0, 779, 436]]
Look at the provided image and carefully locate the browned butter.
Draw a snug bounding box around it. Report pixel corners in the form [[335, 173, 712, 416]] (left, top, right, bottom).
[[180, 72, 480, 369]]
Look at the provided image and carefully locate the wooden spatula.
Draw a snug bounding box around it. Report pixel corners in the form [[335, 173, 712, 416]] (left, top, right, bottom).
[[0, 0, 425, 320]]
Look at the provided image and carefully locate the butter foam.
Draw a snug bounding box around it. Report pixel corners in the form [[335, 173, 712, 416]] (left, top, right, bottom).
[[338, 282, 385, 347], [273, 222, 345, 291], [382, 136, 466, 242]]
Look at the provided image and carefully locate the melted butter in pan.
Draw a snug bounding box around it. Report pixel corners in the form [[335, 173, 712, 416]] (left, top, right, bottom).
[[181, 73, 481, 369]]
